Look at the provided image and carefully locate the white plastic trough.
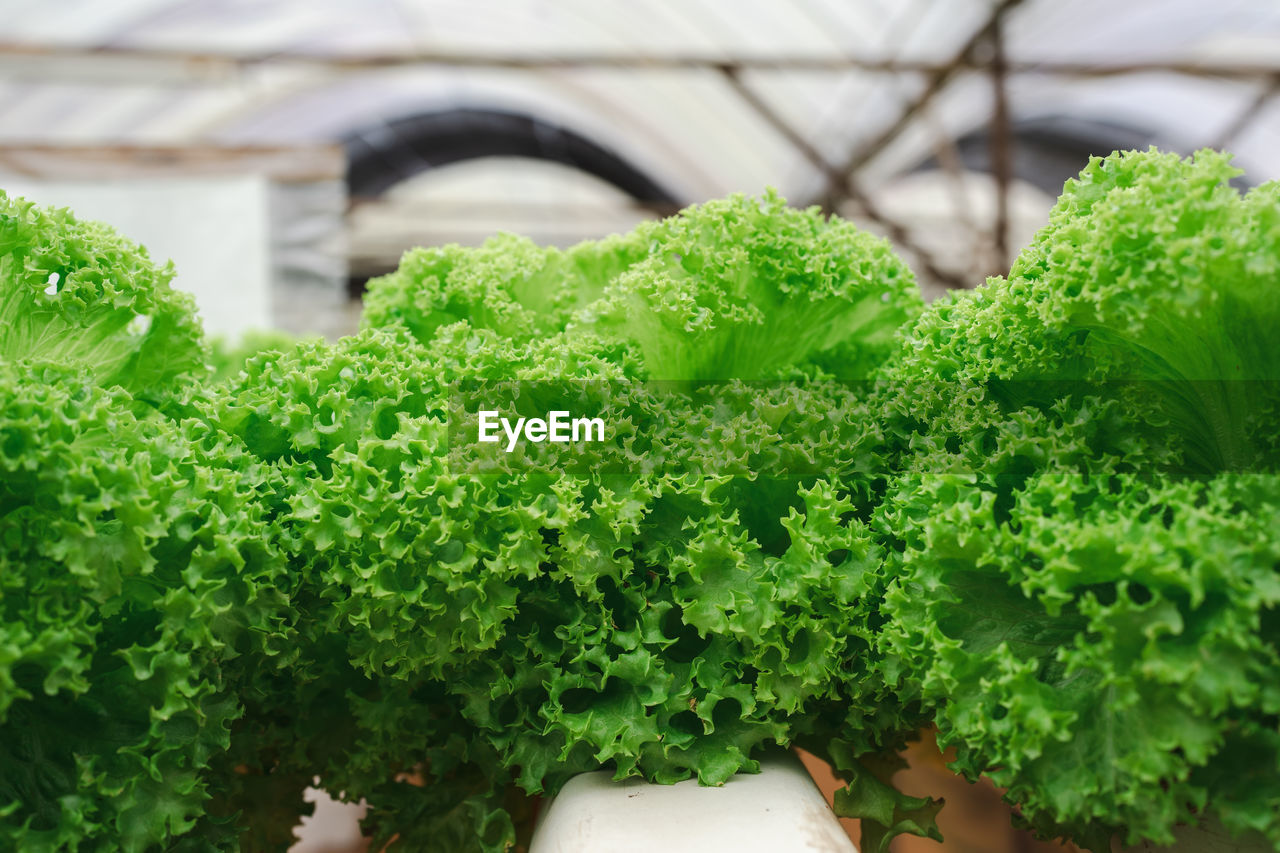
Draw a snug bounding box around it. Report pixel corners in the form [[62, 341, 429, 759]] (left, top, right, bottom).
[[290, 756, 1278, 852], [529, 750, 857, 853]]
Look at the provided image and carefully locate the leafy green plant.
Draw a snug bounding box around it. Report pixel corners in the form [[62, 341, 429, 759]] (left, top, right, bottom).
[[0, 362, 287, 852], [0, 198, 289, 852], [202, 193, 925, 850], [2, 151, 1278, 853], [0, 191, 206, 401], [875, 149, 1280, 850]]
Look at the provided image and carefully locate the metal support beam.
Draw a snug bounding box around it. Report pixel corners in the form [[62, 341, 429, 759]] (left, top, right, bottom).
[[823, 0, 1029, 205], [719, 66, 968, 290], [1211, 74, 1280, 151], [988, 11, 1013, 273], [0, 41, 1277, 86]]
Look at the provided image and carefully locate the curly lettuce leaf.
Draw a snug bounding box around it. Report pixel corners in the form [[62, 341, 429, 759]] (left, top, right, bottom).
[[361, 192, 921, 383], [198, 315, 913, 846], [361, 231, 645, 345], [0, 191, 207, 398], [826, 743, 943, 853], [578, 190, 920, 381], [889, 149, 1280, 474], [208, 329, 301, 385], [0, 363, 285, 851], [880, 463, 1280, 850]]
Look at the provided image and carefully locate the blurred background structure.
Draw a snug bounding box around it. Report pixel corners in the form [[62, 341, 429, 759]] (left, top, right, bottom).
[[2, 0, 1280, 338], [1, 2, 1279, 850]]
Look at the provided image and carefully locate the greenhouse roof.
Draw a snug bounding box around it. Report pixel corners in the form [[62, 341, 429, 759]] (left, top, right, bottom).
[[1, 0, 1278, 201]]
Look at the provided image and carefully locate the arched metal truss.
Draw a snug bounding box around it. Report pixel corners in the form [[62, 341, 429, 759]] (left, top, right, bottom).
[[343, 107, 678, 207]]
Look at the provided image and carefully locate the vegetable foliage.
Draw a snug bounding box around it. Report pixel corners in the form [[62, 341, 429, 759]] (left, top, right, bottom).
[[2, 150, 1278, 852], [877, 149, 1280, 849]]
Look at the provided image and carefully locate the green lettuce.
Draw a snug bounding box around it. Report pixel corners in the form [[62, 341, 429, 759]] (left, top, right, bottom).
[[0, 192, 206, 399], [874, 149, 1280, 850], [882, 466, 1280, 849], [6, 160, 1278, 853], [891, 148, 1280, 473], [0, 363, 285, 851], [195, 192, 926, 849]]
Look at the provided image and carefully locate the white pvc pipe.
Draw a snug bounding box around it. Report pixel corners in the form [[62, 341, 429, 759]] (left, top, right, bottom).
[[529, 750, 857, 853]]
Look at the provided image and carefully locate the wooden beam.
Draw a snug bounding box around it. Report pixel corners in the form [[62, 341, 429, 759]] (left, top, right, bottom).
[[0, 143, 345, 183], [0, 41, 1276, 84]]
